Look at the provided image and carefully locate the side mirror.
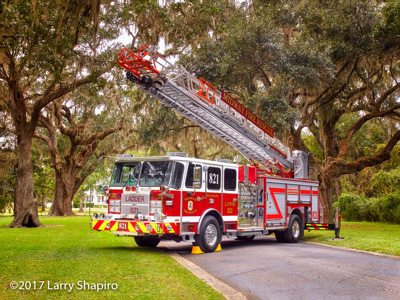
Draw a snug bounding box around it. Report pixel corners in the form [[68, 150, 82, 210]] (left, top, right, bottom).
[[128, 171, 138, 187], [98, 185, 109, 196], [128, 171, 134, 184], [193, 166, 202, 189]]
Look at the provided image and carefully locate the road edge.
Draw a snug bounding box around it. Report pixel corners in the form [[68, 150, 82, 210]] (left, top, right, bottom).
[[305, 241, 400, 260], [169, 252, 247, 300]]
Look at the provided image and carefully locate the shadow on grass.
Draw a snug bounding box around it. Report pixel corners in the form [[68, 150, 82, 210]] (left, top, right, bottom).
[[90, 245, 164, 254], [301, 234, 325, 241]]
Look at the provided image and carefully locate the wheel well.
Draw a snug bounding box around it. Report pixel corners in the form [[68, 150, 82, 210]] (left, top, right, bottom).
[[291, 208, 304, 237], [197, 209, 224, 234]]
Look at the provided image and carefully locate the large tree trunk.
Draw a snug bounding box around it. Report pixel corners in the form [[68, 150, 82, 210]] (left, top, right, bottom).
[[41, 193, 46, 212], [319, 174, 335, 223], [48, 148, 99, 216], [9, 139, 42, 227], [79, 196, 84, 213], [48, 170, 76, 216], [63, 182, 75, 216]]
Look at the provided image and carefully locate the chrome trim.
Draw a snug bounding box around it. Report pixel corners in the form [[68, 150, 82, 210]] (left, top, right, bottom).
[[196, 208, 223, 234]]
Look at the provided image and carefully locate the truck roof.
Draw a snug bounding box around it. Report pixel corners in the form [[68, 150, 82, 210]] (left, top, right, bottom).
[[115, 153, 238, 167]]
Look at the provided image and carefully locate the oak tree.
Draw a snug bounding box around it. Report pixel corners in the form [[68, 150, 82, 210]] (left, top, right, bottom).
[[0, 0, 123, 226]]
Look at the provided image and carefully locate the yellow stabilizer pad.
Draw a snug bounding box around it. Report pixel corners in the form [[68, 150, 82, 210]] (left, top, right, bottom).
[[215, 244, 222, 252], [191, 246, 204, 255]]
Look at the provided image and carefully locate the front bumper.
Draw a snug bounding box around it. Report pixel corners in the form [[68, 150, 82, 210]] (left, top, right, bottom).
[[90, 219, 178, 235]]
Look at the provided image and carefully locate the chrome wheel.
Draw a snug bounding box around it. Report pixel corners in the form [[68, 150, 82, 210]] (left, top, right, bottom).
[[205, 223, 218, 246], [292, 220, 300, 239], [195, 215, 222, 252]]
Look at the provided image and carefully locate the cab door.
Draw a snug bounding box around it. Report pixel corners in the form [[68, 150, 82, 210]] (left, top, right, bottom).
[[204, 165, 222, 214], [182, 162, 205, 219], [222, 167, 238, 219]]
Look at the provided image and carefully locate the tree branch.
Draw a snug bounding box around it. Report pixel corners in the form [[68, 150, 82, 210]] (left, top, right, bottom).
[[335, 129, 400, 175], [32, 63, 114, 113]]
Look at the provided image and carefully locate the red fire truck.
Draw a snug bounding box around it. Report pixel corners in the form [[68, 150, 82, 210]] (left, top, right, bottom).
[[90, 45, 335, 253]]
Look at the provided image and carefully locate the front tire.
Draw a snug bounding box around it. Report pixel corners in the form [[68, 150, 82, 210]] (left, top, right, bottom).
[[195, 215, 222, 253], [134, 235, 161, 247]]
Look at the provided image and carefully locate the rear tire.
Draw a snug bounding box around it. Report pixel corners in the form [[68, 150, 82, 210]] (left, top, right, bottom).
[[134, 235, 160, 247], [283, 214, 302, 243], [275, 231, 285, 243], [195, 216, 222, 253]]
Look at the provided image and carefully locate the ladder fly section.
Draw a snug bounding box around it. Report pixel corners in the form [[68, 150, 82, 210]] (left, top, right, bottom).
[[118, 45, 294, 174]]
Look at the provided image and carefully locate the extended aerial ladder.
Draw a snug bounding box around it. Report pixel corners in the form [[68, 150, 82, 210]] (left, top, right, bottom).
[[117, 44, 309, 179]]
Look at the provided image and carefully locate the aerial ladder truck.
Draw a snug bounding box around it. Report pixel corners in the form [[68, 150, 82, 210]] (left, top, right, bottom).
[[90, 45, 336, 253]]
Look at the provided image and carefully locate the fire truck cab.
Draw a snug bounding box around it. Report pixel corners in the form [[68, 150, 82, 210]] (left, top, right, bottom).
[[91, 152, 326, 253]]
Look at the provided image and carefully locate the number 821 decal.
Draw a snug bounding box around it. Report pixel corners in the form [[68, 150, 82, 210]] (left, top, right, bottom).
[[209, 173, 219, 184]]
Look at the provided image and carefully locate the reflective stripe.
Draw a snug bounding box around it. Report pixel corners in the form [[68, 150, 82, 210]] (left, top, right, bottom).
[[92, 220, 102, 230], [91, 220, 177, 234], [222, 216, 238, 222], [181, 216, 201, 222], [110, 221, 118, 231], [305, 226, 329, 230], [305, 223, 331, 230]]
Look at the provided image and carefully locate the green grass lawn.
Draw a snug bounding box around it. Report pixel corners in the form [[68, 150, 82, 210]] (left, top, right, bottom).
[[302, 221, 400, 256], [0, 216, 224, 300]]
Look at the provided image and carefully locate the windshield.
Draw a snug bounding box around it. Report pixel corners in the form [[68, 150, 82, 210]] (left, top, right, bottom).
[[110, 162, 140, 187], [139, 161, 184, 189], [110, 161, 184, 189]]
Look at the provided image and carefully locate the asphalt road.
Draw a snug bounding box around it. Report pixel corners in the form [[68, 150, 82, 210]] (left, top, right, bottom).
[[159, 236, 400, 300]]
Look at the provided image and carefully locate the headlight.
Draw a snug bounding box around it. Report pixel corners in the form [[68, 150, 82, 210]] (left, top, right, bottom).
[[99, 213, 105, 219], [151, 201, 162, 208], [154, 211, 161, 222], [92, 213, 99, 219], [110, 205, 121, 213]]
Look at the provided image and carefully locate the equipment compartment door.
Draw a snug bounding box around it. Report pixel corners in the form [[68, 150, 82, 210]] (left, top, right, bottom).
[[256, 177, 265, 228], [238, 183, 257, 227], [266, 182, 286, 226], [311, 186, 319, 222]]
